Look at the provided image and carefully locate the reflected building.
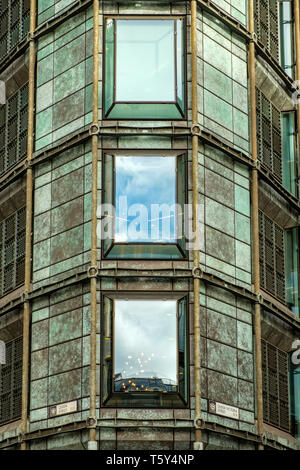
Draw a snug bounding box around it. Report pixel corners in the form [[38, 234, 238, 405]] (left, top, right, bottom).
[[0, 0, 299, 451]]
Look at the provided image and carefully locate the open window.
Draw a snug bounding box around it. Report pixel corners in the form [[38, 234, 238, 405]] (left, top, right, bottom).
[[104, 17, 185, 119], [102, 151, 187, 259], [101, 294, 188, 407]]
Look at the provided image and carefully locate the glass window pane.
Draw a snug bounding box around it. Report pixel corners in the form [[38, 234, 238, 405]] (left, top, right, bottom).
[[282, 112, 296, 195], [103, 154, 114, 255], [104, 19, 115, 114], [279, 2, 294, 78], [176, 19, 184, 110], [106, 243, 182, 259], [285, 229, 299, 316], [290, 362, 300, 440], [115, 156, 176, 243], [116, 19, 175, 102], [114, 300, 178, 392], [107, 102, 183, 119], [102, 296, 113, 401]]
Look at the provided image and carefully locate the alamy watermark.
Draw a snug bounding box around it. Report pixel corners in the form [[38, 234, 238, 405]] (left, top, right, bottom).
[[291, 340, 300, 366], [96, 198, 204, 251]]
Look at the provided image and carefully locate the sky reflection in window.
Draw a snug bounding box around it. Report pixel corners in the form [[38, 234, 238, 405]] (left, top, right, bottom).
[[115, 156, 176, 243], [114, 300, 177, 392]]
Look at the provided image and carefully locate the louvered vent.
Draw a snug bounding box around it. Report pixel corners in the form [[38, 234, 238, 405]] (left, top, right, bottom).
[[0, 207, 26, 297], [261, 340, 290, 432], [259, 211, 285, 302], [256, 88, 282, 182], [254, 0, 279, 61], [0, 83, 28, 177], [0, 336, 23, 425], [0, 0, 30, 60]]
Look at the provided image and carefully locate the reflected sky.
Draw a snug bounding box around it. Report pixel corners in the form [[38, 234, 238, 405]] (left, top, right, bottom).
[[116, 20, 175, 102], [115, 156, 176, 243], [114, 300, 177, 386], [279, 2, 293, 77]]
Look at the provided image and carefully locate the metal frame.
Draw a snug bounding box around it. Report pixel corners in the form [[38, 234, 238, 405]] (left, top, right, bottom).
[[101, 149, 188, 260], [102, 14, 187, 120], [100, 291, 189, 409]]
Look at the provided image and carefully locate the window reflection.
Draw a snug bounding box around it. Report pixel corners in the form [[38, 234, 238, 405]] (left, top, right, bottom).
[[115, 156, 176, 243], [285, 229, 299, 317], [114, 300, 178, 392], [116, 20, 175, 102], [279, 1, 295, 79]]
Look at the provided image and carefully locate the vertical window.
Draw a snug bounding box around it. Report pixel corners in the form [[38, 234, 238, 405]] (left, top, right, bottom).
[[285, 229, 299, 316], [290, 360, 300, 440], [102, 152, 186, 259], [262, 340, 290, 432], [0, 336, 23, 425], [104, 17, 185, 119], [0, 207, 26, 297], [282, 112, 297, 196], [101, 295, 188, 407], [0, 83, 28, 176], [279, 1, 295, 78]]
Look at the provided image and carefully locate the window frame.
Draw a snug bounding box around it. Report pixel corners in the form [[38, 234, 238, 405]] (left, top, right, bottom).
[[281, 110, 298, 197], [100, 292, 189, 408], [101, 149, 188, 260], [102, 15, 187, 120], [278, 0, 296, 79]]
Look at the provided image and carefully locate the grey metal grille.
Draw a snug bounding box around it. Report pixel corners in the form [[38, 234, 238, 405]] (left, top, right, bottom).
[[256, 88, 282, 182], [0, 207, 26, 297], [0, 0, 30, 60], [254, 0, 279, 61], [0, 336, 23, 425], [259, 211, 285, 302], [0, 83, 28, 176], [261, 340, 290, 432]]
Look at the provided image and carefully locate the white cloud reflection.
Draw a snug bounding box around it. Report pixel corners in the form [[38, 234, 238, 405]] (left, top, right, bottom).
[[114, 300, 177, 384]]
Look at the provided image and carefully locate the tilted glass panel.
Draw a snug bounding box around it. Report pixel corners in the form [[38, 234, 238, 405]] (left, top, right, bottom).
[[177, 154, 186, 254], [102, 296, 113, 402], [114, 300, 178, 393], [178, 296, 187, 401], [107, 103, 183, 120], [115, 156, 176, 243], [279, 1, 295, 78], [104, 19, 115, 115], [290, 361, 300, 440], [106, 243, 182, 259], [285, 229, 299, 316], [176, 19, 184, 111], [116, 20, 175, 103], [103, 154, 114, 255], [282, 112, 296, 196]]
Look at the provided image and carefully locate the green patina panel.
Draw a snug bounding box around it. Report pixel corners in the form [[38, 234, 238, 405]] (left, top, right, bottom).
[[35, 9, 93, 152]]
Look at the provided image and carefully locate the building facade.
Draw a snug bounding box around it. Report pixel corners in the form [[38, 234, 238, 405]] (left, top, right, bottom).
[[0, 0, 299, 451]]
